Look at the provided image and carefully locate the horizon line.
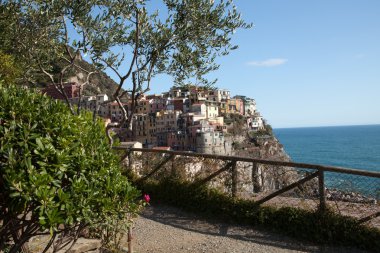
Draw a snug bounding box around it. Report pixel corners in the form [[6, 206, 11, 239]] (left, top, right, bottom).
[[273, 123, 380, 130]]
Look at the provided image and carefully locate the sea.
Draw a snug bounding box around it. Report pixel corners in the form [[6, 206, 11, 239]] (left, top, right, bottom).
[[273, 124, 380, 197]]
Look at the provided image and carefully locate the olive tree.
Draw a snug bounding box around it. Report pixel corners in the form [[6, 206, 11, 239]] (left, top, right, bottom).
[[1, 0, 251, 144], [0, 51, 21, 83]]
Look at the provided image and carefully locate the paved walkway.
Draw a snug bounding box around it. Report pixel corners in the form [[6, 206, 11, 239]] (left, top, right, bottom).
[[126, 204, 369, 253]]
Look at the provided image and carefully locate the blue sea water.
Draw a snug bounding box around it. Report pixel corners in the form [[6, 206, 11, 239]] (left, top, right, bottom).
[[274, 125, 380, 172], [274, 125, 380, 196]]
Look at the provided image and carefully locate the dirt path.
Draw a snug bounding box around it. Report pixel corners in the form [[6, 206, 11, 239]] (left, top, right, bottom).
[[124, 204, 370, 253]]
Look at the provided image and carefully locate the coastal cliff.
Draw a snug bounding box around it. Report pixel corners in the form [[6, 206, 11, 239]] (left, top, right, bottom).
[[222, 120, 298, 197]]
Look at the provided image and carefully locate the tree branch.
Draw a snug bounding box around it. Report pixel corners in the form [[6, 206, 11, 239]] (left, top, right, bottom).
[[41, 232, 57, 253], [61, 16, 74, 60], [116, 96, 128, 129], [114, 9, 140, 98], [106, 124, 114, 147], [77, 71, 96, 115], [58, 64, 76, 115]]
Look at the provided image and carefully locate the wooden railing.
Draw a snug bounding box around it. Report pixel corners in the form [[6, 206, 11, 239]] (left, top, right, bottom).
[[116, 147, 380, 214], [114, 147, 380, 252]]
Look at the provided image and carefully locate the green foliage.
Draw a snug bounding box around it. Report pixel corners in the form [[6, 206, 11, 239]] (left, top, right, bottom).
[[248, 124, 273, 139], [264, 123, 273, 135], [0, 84, 141, 251], [224, 113, 246, 125], [138, 179, 380, 252], [223, 113, 247, 137], [1, 0, 251, 131], [1, 0, 250, 87], [0, 51, 21, 83]]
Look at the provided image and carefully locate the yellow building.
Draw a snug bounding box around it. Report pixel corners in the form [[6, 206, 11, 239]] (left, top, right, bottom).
[[227, 98, 244, 115]]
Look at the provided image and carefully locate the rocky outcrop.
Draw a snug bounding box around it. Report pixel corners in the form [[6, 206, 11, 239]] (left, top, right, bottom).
[[223, 127, 301, 197], [62, 239, 101, 253], [326, 189, 377, 204]]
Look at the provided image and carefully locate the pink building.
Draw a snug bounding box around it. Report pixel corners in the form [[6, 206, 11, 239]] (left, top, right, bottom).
[[146, 95, 166, 113]]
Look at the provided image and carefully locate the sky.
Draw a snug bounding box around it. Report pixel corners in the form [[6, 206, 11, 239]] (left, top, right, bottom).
[[107, 0, 380, 128]]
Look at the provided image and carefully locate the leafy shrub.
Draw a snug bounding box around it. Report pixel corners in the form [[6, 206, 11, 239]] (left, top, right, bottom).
[[0, 84, 141, 252], [139, 179, 380, 252]]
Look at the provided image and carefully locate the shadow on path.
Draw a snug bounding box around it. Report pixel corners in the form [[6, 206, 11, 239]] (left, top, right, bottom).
[[140, 204, 369, 253]]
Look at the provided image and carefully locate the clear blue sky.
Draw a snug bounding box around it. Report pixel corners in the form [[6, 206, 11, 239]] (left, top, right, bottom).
[[108, 0, 380, 128]]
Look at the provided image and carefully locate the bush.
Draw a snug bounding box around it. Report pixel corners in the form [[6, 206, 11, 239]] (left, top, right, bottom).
[[0, 84, 141, 252], [139, 179, 380, 252]]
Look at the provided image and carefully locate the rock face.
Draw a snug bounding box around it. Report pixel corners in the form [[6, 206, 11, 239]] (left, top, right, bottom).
[[175, 129, 300, 197], [62, 239, 101, 253], [226, 132, 300, 197]]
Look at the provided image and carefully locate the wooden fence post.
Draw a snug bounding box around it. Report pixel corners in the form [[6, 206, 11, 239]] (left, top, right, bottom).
[[127, 227, 133, 253], [128, 151, 133, 170], [231, 161, 238, 198], [318, 170, 326, 212], [171, 156, 175, 177], [252, 162, 262, 193]]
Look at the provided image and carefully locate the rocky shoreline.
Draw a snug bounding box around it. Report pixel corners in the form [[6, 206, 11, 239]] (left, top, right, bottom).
[[326, 188, 378, 204]]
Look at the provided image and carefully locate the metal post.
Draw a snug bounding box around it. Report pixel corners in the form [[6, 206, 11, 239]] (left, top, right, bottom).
[[318, 170, 326, 212]]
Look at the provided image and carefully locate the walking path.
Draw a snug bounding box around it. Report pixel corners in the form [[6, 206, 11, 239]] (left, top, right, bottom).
[[128, 204, 369, 253]]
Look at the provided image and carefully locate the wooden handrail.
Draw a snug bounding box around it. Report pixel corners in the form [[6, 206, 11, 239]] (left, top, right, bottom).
[[113, 147, 380, 178], [116, 146, 380, 227]]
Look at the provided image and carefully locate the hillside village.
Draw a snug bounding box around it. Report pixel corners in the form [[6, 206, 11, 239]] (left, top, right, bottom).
[[43, 83, 267, 155]]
